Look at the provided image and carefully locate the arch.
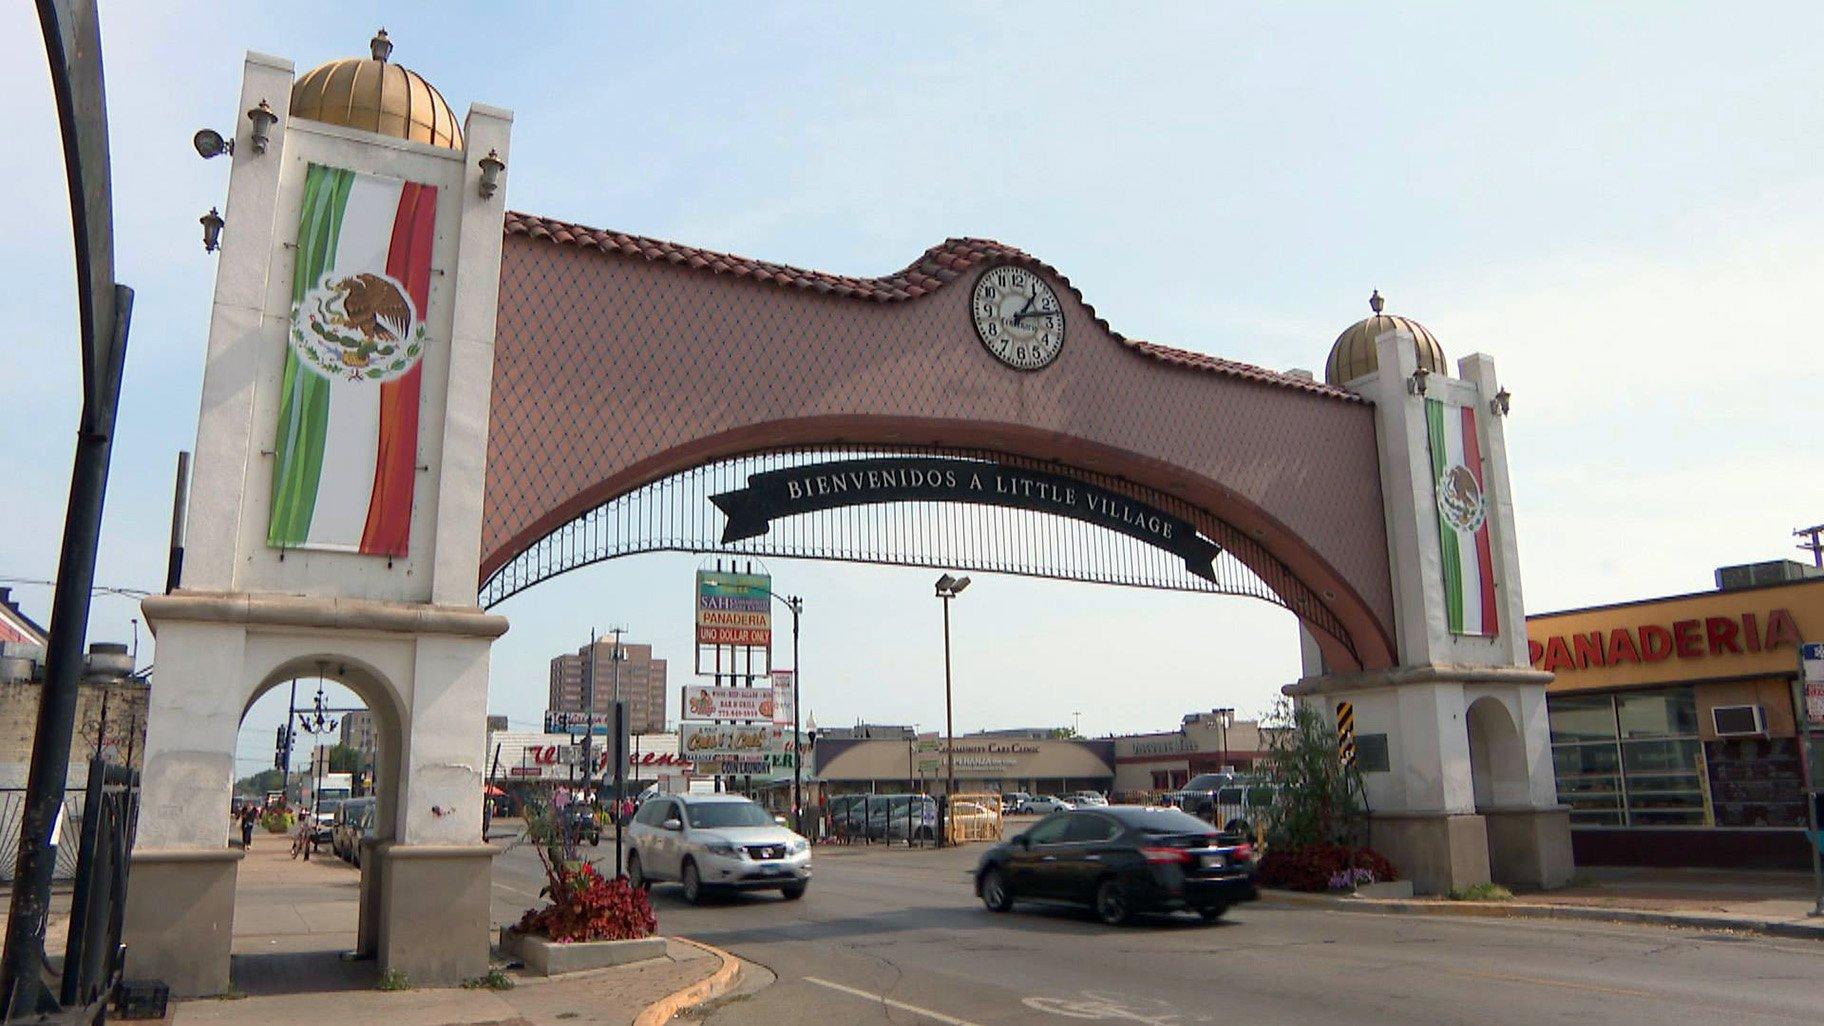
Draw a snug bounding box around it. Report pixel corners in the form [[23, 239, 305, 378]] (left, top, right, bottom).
[[1466, 695, 1529, 811], [484, 218, 1399, 670], [241, 652, 406, 847]]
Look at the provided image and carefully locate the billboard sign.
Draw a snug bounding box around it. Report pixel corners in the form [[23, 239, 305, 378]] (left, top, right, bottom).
[[680, 722, 785, 762], [1802, 642, 1824, 727], [769, 670, 796, 726], [683, 685, 778, 722], [695, 571, 772, 648]]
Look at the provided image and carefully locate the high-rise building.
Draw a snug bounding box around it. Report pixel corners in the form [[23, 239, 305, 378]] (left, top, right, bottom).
[[549, 640, 668, 733]]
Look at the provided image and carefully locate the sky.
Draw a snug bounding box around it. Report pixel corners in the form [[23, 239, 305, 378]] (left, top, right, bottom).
[[3, 4, 1821, 778]]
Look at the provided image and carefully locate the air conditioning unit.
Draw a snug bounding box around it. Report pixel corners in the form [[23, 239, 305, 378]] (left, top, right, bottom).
[[1711, 704, 1766, 737]]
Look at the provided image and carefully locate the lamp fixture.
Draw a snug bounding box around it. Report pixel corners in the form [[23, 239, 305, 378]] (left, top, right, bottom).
[[200, 207, 224, 253], [478, 148, 506, 198], [935, 573, 971, 597], [1406, 365, 1430, 397], [192, 128, 232, 159], [246, 99, 278, 154], [1490, 387, 1512, 416]]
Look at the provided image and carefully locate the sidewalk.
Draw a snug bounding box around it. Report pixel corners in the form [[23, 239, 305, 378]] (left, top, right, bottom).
[[1267, 866, 1824, 941], [165, 840, 729, 1024]]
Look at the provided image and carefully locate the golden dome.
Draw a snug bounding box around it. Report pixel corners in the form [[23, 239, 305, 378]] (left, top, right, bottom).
[[1324, 290, 1447, 385], [289, 30, 462, 150]]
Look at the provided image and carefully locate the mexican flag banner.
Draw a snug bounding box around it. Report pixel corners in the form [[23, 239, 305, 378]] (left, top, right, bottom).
[[268, 164, 438, 556], [1426, 398, 1498, 637]]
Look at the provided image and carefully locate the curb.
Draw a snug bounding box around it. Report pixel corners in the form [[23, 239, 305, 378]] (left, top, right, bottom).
[[633, 937, 744, 1026], [1261, 889, 1824, 941]]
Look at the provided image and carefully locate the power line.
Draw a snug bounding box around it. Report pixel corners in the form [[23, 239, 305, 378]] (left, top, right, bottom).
[[0, 575, 150, 599]]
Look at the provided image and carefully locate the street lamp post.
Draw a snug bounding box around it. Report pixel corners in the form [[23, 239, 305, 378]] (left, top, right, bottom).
[[1216, 707, 1235, 773], [765, 590, 804, 833], [934, 574, 971, 846]]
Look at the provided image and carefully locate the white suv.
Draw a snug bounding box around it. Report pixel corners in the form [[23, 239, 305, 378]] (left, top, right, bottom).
[[626, 794, 811, 903]]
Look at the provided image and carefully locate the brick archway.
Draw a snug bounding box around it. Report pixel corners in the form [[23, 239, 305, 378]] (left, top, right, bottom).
[[483, 215, 1397, 671]]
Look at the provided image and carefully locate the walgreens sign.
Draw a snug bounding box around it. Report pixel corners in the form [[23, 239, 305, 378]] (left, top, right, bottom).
[[1529, 608, 1801, 674]]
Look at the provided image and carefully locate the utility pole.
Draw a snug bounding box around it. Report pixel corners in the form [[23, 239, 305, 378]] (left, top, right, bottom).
[[579, 630, 595, 789], [1796, 524, 1824, 569], [3, 5, 133, 1010]]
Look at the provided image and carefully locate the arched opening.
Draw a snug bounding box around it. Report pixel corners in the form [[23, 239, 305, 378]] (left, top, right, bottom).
[[229, 655, 403, 991], [1466, 696, 1528, 813], [479, 442, 1382, 672]]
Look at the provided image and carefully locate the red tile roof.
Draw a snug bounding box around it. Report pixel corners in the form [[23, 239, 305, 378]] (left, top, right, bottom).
[[502, 212, 1363, 403]]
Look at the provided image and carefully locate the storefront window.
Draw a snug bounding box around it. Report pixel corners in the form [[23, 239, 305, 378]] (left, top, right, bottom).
[[1548, 695, 1617, 744], [1548, 688, 1707, 827], [1616, 689, 1699, 739]]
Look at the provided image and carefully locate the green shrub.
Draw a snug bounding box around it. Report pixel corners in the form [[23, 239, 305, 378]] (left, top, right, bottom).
[[1447, 882, 1514, 902], [1257, 699, 1367, 849], [378, 968, 411, 991], [259, 809, 295, 834], [461, 969, 515, 991]]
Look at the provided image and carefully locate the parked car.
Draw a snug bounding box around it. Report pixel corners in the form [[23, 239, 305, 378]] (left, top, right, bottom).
[[1018, 795, 1074, 814], [626, 794, 811, 904], [974, 806, 1258, 925], [1166, 773, 1241, 818], [310, 799, 342, 846], [1000, 792, 1031, 815], [1069, 791, 1109, 807], [1208, 783, 1278, 838], [867, 794, 938, 841], [563, 804, 602, 846], [332, 797, 376, 865]]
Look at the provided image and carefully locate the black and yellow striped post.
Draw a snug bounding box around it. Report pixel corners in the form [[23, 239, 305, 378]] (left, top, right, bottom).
[[1336, 700, 1357, 767]]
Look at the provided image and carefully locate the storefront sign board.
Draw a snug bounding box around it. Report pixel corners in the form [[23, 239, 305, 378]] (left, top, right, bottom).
[[1802, 642, 1824, 727], [679, 722, 785, 761], [683, 685, 778, 722]]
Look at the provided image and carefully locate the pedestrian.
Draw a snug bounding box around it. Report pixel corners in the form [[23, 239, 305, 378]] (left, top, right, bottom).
[[239, 805, 257, 849]]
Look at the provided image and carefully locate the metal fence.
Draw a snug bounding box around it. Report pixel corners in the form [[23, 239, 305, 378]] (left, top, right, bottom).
[[0, 789, 87, 882], [821, 794, 939, 846]]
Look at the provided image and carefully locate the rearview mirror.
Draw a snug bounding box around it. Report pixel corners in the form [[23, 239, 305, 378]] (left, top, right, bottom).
[[661, 818, 682, 831]]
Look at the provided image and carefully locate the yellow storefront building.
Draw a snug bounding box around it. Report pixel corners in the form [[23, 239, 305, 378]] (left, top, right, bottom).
[[1528, 563, 1824, 868]]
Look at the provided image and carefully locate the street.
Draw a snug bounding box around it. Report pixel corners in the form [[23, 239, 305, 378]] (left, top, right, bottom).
[[488, 834, 1824, 1026]]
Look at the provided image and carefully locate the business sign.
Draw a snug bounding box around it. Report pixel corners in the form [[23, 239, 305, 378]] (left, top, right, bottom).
[[1530, 608, 1803, 674], [695, 571, 772, 648], [709, 457, 1221, 581], [683, 685, 778, 722], [680, 722, 785, 762], [769, 670, 796, 726], [1802, 642, 1824, 727]]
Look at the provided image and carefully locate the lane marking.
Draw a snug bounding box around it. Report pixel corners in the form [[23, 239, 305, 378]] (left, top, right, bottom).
[[803, 976, 984, 1026]]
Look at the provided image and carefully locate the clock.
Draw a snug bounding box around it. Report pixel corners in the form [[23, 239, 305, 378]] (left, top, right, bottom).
[[971, 265, 1065, 370]]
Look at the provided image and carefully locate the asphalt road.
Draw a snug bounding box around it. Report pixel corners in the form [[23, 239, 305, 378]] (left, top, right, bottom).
[[489, 834, 1824, 1026]]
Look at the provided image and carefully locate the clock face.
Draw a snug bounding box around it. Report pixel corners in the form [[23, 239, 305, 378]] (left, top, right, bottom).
[[971, 265, 1065, 370]]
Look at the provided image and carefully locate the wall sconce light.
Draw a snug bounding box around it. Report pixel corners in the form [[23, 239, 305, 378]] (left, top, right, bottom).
[[478, 148, 506, 198], [1406, 365, 1430, 397], [246, 99, 278, 154], [1489, 387, 1512, 416], [200, 207, 224, 253], [192, 128, 232, 159]]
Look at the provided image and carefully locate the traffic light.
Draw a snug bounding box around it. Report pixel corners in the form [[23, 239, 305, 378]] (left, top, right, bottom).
[[273, 726, 288, 771]]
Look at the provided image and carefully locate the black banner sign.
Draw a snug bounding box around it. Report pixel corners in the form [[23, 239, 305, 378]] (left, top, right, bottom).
[[710, 457, 1222, 581]]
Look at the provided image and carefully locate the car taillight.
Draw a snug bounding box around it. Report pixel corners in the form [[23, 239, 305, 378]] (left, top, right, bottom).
[[1142, 846, 1191, 864], [1231, 843, 1254, 862]]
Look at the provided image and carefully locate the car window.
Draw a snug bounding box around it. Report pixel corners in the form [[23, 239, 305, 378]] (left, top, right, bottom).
[[1063, 814, 1118, 843], [1216, 787, 1245, 804], [685, 800, 774, 828], [1026, 813, 1072, 844], [1114, 807, 1217, 835]]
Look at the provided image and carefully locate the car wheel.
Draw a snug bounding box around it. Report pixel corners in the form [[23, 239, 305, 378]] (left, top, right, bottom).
[[627, 851, 649, 890], [980, 868, 1015, 913], [1197, 903, 1230, 923], [780, 881, 807, 900], [681, 860, 704, 905], [1094, 879, 1133, 926]]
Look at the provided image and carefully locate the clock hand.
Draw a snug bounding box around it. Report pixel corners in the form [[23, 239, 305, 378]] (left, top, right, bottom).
[[1011, 308, 1059, 322], [1013, 288, 1036, 319]]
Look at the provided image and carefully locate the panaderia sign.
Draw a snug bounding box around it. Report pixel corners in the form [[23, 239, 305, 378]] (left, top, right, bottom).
[[1527, 588, 1815, 692]]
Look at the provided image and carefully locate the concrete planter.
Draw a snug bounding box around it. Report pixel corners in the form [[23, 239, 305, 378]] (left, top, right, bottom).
[[498, 927, 666, 976]]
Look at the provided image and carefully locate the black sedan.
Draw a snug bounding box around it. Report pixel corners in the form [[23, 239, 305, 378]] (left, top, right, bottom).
[[974, 806, 1258, 925]]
